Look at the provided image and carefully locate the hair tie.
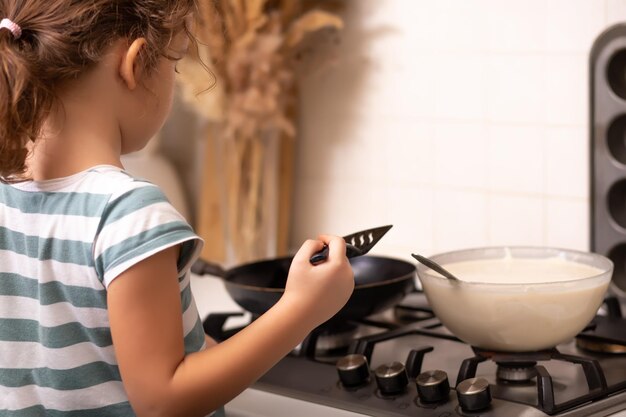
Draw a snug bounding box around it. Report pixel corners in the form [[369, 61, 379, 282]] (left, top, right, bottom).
[[0, 18, 22, 39]]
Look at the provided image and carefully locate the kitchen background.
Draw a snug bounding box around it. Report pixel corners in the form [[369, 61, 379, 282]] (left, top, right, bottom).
[[143, 3, 626, 415], [133, 0, 626, 263]]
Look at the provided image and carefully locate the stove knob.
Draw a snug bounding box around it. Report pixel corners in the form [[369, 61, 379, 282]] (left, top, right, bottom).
[[375, 362, 409, 395], [456, 377, 491, 412], [337, 354, 370, 387], [416, 370, 450, 403]]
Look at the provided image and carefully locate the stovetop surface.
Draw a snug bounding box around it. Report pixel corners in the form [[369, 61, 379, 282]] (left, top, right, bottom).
[[253, 308, 626, 416], [256, 352, 626, 417], [194, 276, 626, 417]]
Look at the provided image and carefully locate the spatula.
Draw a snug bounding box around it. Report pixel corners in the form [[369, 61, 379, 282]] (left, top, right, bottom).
[[310, 225, 393, 265]]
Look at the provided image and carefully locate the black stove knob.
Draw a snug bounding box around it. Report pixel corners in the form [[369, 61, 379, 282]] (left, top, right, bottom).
[[375, 361, 409, 395], [456, 377, 491, 412], [337, 354, 370, 387], [416, 370, 450, 403]]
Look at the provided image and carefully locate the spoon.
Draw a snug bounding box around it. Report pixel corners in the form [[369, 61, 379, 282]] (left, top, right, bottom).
[[411, 253, 460, 281]]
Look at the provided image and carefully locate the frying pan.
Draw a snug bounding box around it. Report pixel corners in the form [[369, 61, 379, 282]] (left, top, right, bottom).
[[192, 255, 416, 323]]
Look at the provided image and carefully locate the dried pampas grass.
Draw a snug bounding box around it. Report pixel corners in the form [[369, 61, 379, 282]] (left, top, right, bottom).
[[178, 0, 344, 263]]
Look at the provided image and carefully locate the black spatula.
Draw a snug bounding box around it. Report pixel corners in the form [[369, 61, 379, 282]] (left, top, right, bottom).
[[309, 225, 393, 265]]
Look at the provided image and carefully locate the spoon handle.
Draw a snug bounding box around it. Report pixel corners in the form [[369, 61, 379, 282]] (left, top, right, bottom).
[[411, 253, 459, 281]]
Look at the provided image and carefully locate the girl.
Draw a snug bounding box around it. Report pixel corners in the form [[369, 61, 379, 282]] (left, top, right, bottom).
[[0, 1, 355, 416]]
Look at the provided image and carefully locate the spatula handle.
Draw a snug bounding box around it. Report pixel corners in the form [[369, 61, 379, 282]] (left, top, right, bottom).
[[309, 244, 362, 265]]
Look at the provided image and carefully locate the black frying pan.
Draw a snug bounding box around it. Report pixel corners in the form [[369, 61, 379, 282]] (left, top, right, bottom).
[[192, 255, 416, 323]]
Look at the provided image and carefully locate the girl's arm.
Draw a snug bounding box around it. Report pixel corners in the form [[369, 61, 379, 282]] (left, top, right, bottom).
[[107, 236, 353, 417]]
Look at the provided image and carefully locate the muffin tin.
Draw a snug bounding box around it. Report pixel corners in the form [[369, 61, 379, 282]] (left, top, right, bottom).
[[591, 23, 626, 298]]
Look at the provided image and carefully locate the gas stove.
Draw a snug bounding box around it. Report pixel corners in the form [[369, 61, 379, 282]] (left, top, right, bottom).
[[191, 275, 626, 417]]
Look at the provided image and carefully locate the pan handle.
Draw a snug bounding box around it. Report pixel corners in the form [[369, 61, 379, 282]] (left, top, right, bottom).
[[191, 258, 226, 278]]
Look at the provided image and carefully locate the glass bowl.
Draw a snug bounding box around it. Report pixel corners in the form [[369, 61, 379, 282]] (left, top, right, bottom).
[[415, 247, 613, 352]]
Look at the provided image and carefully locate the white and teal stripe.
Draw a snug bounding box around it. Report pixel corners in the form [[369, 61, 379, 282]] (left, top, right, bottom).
[[0, 165, 205, 416]]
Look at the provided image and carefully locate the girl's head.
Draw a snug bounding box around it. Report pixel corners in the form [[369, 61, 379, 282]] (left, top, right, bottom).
[[0, 0, 196, 180]]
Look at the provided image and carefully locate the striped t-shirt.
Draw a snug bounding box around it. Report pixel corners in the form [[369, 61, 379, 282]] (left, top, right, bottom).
[[0, 165, 207, 416]]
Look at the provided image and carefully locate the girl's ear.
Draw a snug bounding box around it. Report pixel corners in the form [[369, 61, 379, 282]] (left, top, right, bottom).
[[119, 38, 148, 90]]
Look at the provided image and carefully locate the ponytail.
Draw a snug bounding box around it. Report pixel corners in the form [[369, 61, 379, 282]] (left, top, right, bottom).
[[0, 30, 53, 181]]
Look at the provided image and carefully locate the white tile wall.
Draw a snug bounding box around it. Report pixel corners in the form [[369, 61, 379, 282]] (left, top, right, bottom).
[[433, 122, 488, 188], [432, 188, 489, 251], [487, 124, 544, 194], [487, 0, 548, 52], [486, 55, 547, 124], [488, 194, 544, 246], [544, 0, 606, 53], [543, 54, 589, 126], [608, 0, 626, 26], [544, 126, 589, 198], [291, 0, 626, 260]]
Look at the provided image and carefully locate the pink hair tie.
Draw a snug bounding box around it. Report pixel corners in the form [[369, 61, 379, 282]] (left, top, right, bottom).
[[0, 18, 22, 39]]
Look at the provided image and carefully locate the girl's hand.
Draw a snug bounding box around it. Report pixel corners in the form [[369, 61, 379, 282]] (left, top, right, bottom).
[[281, 235, 355, 327]]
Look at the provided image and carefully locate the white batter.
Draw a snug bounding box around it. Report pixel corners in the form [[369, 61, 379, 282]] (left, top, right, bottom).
[[419, 256, 611, 352], [442, 257, 604, 284]]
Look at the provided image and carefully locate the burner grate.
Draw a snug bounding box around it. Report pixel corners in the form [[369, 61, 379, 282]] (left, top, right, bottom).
[[348, 322, 459, 379], [577, 297, 626, 354], [456, 347, 614, 415]]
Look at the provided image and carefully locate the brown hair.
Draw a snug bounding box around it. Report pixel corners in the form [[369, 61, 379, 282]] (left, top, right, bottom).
[[0, 0, 196, 181]]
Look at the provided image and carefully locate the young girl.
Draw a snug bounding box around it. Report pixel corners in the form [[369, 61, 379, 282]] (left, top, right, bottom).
[[0, 1, 355, 416]]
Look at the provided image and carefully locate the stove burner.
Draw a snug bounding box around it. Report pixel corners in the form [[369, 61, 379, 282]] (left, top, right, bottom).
[[457, 347, 610, 415], [495, 361, 537, 383], [394, 305, 435, 323], [393, 291, 436, 324], [305, 323, 359, 355], [576, 308, 626, 355], [576, 337, 626, 354]]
